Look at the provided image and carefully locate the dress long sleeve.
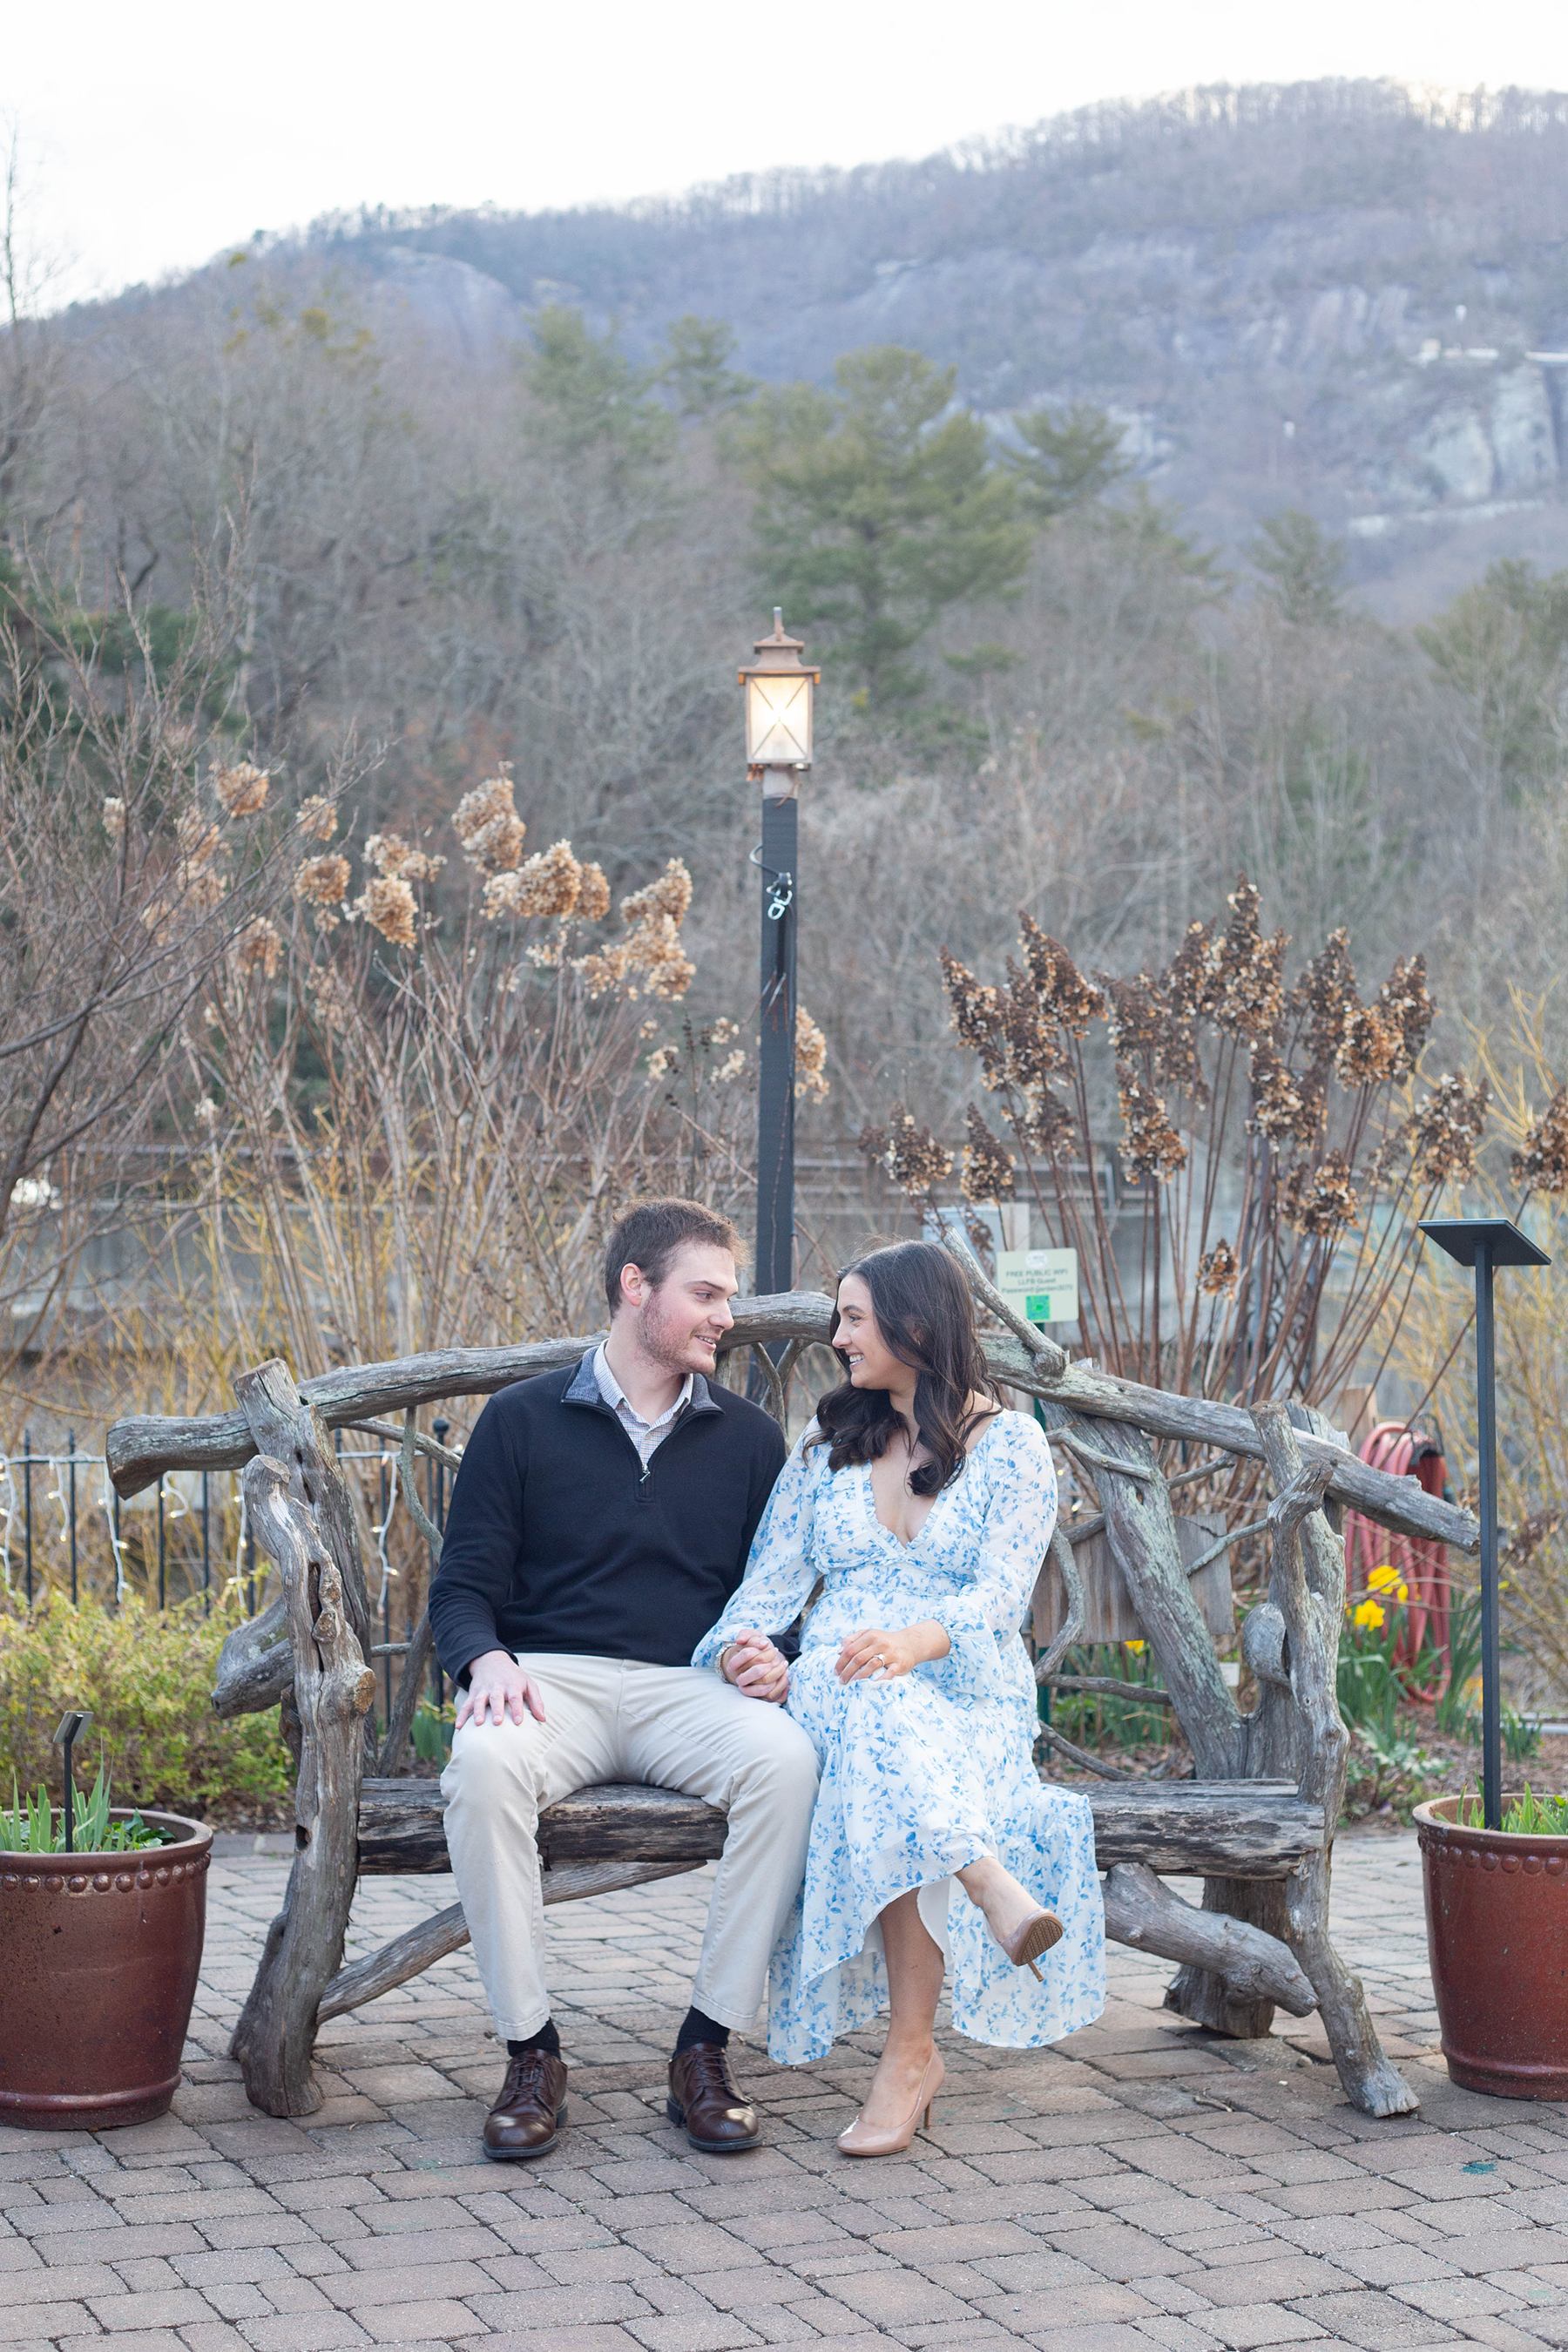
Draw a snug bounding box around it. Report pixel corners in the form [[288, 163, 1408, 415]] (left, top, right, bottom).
[[692, 1431, 821, 1669], [926, 1413, 1057, 1699]]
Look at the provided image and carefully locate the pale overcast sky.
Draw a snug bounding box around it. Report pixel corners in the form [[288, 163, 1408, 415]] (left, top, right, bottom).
[[9, 0, 1566, 309]]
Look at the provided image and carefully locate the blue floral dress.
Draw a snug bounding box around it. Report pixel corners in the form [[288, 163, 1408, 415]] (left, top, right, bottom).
[[693, 1409, 1105, 2064]]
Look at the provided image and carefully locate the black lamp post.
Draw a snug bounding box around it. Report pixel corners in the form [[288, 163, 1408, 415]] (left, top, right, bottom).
[[739, 612, 818, 1296], [1418, 1217, 1550, 1828]]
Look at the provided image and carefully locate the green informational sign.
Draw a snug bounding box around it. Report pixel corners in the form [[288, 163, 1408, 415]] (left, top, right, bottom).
[[996, 1247, 1079, 1328]]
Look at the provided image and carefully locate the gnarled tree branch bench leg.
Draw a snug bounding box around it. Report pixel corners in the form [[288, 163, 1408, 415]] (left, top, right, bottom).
[[228, 1456, 376, 2118]]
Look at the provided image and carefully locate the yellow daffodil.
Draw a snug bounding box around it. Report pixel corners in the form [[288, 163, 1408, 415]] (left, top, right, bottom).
[[1368, 1564, 1400, 1592], [1125, 1640, 1146, 1653], [1352, 1598, 1387, 1631]]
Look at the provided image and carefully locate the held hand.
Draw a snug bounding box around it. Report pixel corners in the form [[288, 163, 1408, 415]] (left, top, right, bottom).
[[456, 1649, 546, 1731], [720, 1629, 790, 1705], [835, 1620, 951, 1685]]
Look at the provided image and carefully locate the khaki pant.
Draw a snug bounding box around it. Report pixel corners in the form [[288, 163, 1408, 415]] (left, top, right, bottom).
[[440, 1653, 820, 2041]]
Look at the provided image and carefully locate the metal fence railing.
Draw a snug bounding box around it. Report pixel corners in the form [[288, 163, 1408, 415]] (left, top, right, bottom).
[[0, 1429, 456, 1725]]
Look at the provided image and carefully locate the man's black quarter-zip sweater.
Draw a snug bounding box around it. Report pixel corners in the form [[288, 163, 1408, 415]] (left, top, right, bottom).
[[427, 1351, 789, 1680]]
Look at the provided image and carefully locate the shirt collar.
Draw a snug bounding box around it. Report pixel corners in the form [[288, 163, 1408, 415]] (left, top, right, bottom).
[[592, 1341, 693, 1429]]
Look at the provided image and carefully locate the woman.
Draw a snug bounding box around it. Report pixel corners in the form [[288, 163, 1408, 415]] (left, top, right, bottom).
[[694, 1240, 1105, 2156]]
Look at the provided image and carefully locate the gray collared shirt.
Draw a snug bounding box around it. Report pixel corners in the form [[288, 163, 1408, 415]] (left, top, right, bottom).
[[592, 1343, 694, 1470]]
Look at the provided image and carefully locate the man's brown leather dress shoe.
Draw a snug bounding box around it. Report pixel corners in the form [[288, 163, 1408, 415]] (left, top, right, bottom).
[[483, 2048, 568, 2160], [666, 2043, 761, 2153]]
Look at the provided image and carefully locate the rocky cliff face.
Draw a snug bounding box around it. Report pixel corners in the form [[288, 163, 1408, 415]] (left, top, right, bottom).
[[115, 80, 1568, 613]]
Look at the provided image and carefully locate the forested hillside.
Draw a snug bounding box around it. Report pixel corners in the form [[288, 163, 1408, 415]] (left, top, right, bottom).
[[3, 78, 1567, 1182]]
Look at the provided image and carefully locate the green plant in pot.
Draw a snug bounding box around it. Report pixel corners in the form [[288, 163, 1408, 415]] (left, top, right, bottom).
[[0, 1713, 213, 2132]]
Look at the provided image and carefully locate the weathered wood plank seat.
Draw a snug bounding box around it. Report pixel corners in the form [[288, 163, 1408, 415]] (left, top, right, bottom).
[[105, 1276, 1481, 2122], [356, 1776, 1325, 1882]]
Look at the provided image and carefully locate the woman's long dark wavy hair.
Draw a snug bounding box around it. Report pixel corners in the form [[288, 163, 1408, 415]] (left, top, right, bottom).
[[807, 1240, 1002, 1493]]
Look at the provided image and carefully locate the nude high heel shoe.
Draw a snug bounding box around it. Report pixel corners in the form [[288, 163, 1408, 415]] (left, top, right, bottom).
[[836, 2051, 944, 2157], [995, 1908, 1064, 1981]]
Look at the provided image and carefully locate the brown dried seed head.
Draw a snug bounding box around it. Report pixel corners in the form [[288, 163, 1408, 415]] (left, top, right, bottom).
[[354, 874, 418, 948], [1281, 1148, 1360, 1236], [1247, 1042, 1307, 1141], [1017, 912, 1105, 1034], [233, 916, 282, 980], [297, 794, 337, 841], [941, 949, 1002, 1058], [620, 859, 693, 930], [1377, 952, 1436, 1072], [1335, 1004, 1404, 1090], [1116, 1059, 1188, 1182], [1197, 1237, 1240, 1297], [960, 1105, 1016, 1203], [1212, 874, 1286, 1041], [454, 770, 526, 873], [1407, 1072, 1489, 1186], [794, 1004, 829, 1103], [294, 853, 351, 907], [213, 761, 269, 817], [1510, 1083, 1568, 1193], [577, 862, 611, 922]]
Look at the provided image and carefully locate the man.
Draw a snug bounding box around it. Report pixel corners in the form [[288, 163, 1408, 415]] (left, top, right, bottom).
[[429, 1197, 814, 2162]]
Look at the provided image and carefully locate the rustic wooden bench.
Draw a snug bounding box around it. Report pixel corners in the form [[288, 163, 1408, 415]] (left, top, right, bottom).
[[104, 1274, 1477, 2124]]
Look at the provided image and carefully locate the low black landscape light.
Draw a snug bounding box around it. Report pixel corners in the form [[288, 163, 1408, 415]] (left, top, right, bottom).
[[52, 1708, 92, 1854], [1417, 1217, 1550, 1829]]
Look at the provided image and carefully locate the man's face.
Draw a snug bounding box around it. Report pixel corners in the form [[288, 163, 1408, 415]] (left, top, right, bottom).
[[621, 1241, 738, 1375]]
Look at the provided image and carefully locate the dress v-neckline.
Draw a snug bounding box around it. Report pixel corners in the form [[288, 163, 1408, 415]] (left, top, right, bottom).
[[862, 1413, 1002, 1549]]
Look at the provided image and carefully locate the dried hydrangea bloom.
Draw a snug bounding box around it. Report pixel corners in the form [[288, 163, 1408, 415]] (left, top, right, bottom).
[[646, 1044, 677, 1079], [103, 796, 126, 843], [1408, 1072, 1490, 1186], [577, 862, 611, 922], [174, 866, 227, 915], [177, 812, 223, 870], [1212, 875, 1285, 1040], [1290, 927, 1357, 1065], [941, 949, 1002, 1060], [233, 917, 282, 980], [575, 942, 633, 997], [213, 762, 269, 817], [1247, 1041, 1308, 1141], [715, 1048, 747, 1083], [1115, 1061, 1188, 1181], [1510, 1084, 1568, 1193], [1165, 920, 1220, 1023], [997, 962, 1063, 1092], [960, 1104, 1015, 1203], [298, 794, 337, 841], [354, 874, 418, 949], [626, 914, 696, 999], [1335, 1004, 1404, 1089], [311, 965, 355, 1032], [365, 832, 446, 881], [1102, 973, 1168, 1064], [620, 859, 693, 930], [295, 853, 351, 906], [1377, 952, 1435, 1073], [1282, 1148, 1360, 1236], [1017, 911, 1105, 1034], [513, 840, 585, 919], [454, 769, 526, 873], [862, 1105, 952, 1197], [1022, 1085, 1076, 1157], [794, 1004, 829, 1103], [1197, 1237, 1240, 1297]]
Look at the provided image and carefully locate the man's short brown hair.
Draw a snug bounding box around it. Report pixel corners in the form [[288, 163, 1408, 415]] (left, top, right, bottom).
[[604, 1198, 744, 1315]]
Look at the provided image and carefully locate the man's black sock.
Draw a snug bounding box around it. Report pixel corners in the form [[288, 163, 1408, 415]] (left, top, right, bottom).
[[507, 2019, 561, 2059], [673, 2005, 729, 2056]]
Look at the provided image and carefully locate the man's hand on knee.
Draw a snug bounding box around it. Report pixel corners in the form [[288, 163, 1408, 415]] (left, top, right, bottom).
[[457, 1650, 546, 1730], [720, 1630, 790, 1706]]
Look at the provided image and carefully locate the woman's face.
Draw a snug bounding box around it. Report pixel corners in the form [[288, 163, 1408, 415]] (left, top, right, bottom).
[[832, 1272, 909, 1391]]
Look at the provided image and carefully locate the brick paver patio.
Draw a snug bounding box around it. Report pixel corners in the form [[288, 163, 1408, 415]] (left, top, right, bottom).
[[6, 1831, 1568, 2352]]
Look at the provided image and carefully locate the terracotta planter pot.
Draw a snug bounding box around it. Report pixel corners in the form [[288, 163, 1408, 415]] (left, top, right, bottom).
[[1415, 1794, 1568, 2099], [0, 1810, 212, 2132]]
